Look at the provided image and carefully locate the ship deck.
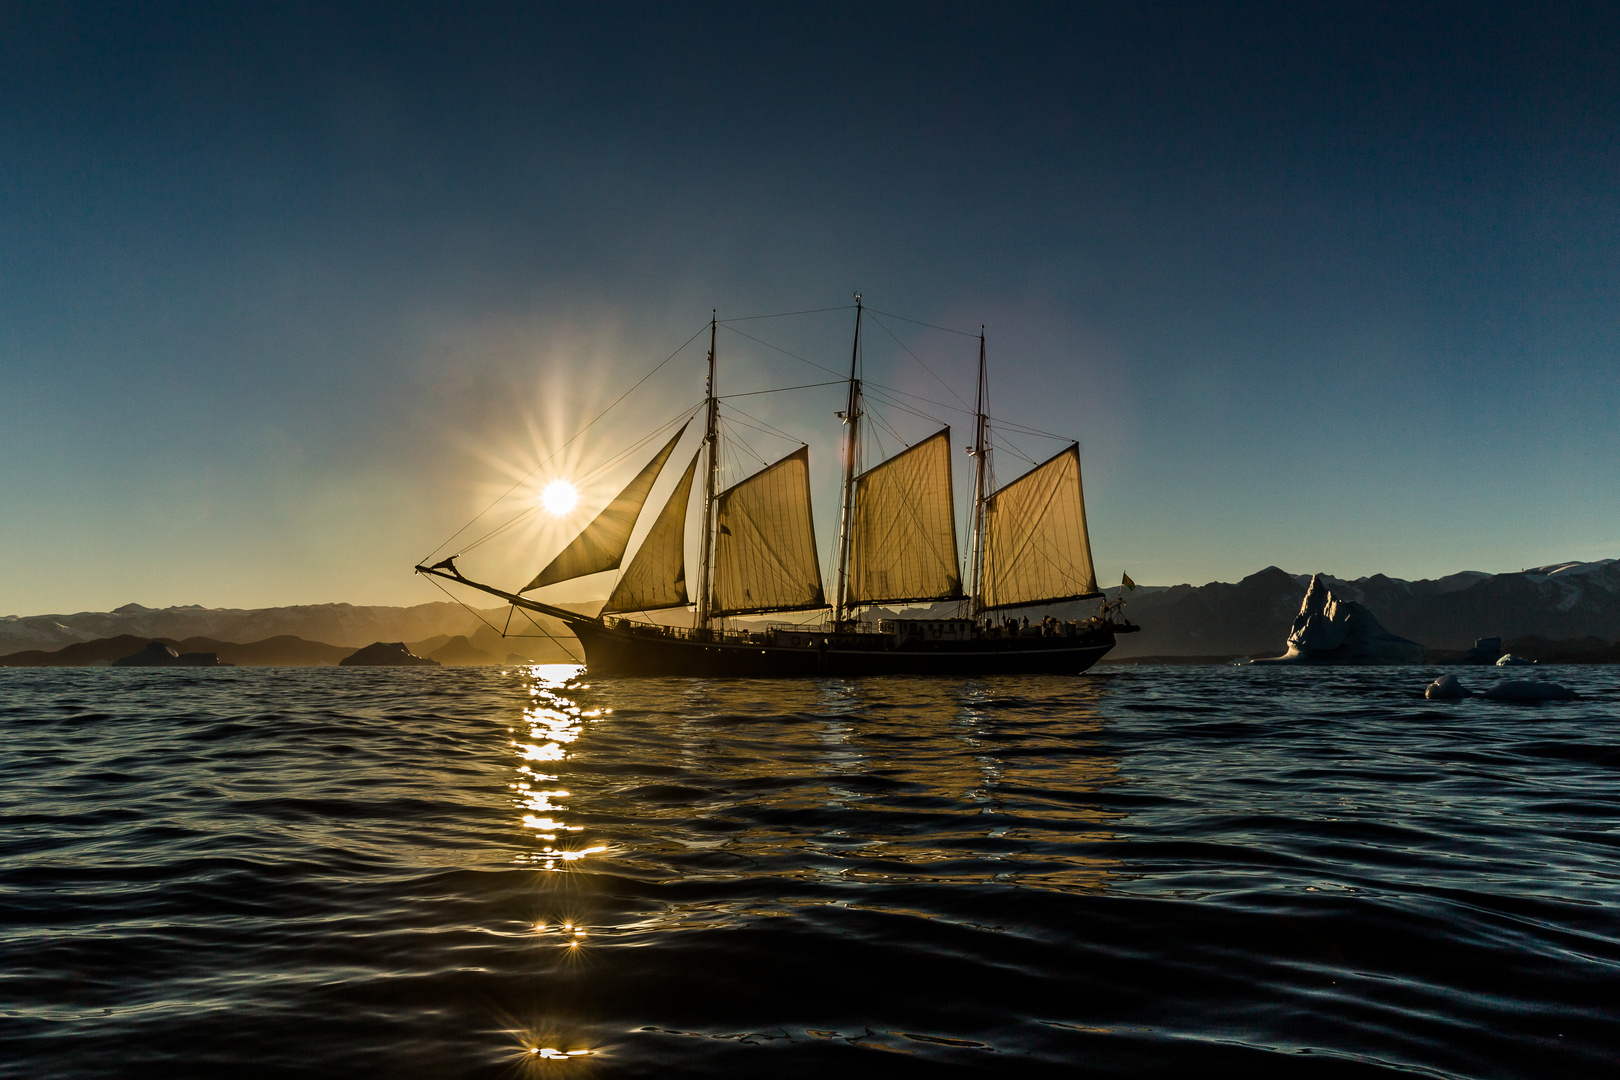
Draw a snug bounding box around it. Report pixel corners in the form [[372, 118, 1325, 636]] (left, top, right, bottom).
[[570, 619, 1117, 677]]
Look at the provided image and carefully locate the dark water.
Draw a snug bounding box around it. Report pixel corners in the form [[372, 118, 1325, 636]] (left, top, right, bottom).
[[2, 664, 1617, 1078]]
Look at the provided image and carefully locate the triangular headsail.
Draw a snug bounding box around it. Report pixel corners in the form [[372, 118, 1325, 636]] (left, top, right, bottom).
[[711, 446, 826, 617], [524, 422, 689, 592], [601, 448, 701, 613], [979, 443, 1100, 610], [847, 428, 962, 606]]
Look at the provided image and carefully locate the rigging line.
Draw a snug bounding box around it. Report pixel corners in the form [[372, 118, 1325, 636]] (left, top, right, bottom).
[[990, 430, 1040, 466], [861, 398, 911, 453], [721, 320, 1070, 442], [722, 431, 749, 488], [868, 414, 890, 463], [417, 574, 565, 655], [716, 429, 737, 489], [718, 321, 971, 428], [864, 306, 981, 338], [570, 401, 705, 484], [866, 312, 974, 410], [862, 384, 947, 429], [459, 399, 702, 556], [718, 380, 844, 398], [720, 401, 809, 447], [723, 416, 804, 450], [863, 380, 945, 421], [717, 305, 857, 323], [846, 375, 1076, 448], [510, 604, 584, 663], [419, 322, 711, 564], [457, 402, 704, 556], [984, 417, 1073, 441], [862, 379, 975, 419], [718, 416, 769, 468], [717, 323, 845, 378]]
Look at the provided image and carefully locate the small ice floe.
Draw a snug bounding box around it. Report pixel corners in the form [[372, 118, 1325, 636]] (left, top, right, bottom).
[[1495, 653, 1536, 667], [1482, 679, 1577, 702], [1425, 674, 1471, 700]]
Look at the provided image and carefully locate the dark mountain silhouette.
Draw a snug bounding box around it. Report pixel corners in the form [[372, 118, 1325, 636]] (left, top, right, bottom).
[[426, 636, 503, 665], [0, 600, 586, 659], [1105, 566, 1309, 657], [1110, 559, 1620, 659], [0, 634, 355, 667], [5, 560, 1615, 666], [112, 642, 226, 667]]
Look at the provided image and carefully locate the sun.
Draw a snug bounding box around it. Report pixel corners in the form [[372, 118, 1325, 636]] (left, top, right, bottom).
[[540, 480, 578, 517]]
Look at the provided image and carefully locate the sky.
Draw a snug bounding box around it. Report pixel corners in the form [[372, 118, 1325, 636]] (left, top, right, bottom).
[[2, 2, 1617, 615]]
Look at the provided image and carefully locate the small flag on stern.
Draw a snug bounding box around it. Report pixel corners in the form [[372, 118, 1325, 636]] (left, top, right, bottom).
[[1122, 572, 1136, 591]]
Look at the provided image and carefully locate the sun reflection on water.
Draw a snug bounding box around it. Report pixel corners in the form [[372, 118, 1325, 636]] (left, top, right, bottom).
[[509, 665, 605, 873], [490, 665, 1128, 1067]]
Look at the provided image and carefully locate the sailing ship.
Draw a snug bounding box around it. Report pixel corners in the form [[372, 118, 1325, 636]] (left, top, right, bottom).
[[416, 298, 1137, 676]]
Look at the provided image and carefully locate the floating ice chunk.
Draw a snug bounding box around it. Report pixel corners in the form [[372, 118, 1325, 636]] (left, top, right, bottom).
[[1252, 575, 1424, 665], [1482, 680, 1576, 702], [1425, 674, 1470, 700]]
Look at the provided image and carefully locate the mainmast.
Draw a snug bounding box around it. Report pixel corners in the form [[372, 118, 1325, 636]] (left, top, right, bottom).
[[694, 313, 720, 630], [832, 294, 864, 626], [967, 328, 989, 617]]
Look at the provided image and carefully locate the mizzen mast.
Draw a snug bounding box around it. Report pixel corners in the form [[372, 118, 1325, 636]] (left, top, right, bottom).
[[694, 313, 720, 630], [832, 294, 864, 627]]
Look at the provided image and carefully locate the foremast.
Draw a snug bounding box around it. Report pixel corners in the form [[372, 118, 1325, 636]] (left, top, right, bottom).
[[695, 313, 720, 630], [967, 328, 989, 617], [832, 295, 864, 627]]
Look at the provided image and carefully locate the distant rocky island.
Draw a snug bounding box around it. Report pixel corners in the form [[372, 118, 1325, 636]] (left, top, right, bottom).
[[1, 560, 1617, 666], [339, 641, 439, 666]]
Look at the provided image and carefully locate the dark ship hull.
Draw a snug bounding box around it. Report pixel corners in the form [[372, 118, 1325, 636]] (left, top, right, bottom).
[[569, 619, 1118, 677]]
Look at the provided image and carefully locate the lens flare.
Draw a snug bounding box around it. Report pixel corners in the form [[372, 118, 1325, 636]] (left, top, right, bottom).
[[540, 480, 578, 516]]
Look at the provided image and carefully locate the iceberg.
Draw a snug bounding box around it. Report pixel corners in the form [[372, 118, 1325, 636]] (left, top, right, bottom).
[[1252, 575, 1424, 665], [1425, 674, 1470, 699]]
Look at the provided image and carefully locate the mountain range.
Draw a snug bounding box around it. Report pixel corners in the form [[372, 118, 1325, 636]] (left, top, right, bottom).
[[1107, 559, 1620, 659], [0, 601, 582, 664], [3, 559, 1617, 665]]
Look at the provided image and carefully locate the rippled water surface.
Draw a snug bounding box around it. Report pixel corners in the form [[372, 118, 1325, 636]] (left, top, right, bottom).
[[2, 665, 1617, 1077]]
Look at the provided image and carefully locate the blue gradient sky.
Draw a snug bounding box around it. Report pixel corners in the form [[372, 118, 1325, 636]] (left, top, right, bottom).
[[2, 2, 1616, 614]]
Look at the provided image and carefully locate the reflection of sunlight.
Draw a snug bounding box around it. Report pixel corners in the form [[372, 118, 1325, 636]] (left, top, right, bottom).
[[510, 664, 607, 875], [502, 1017, 595, 1065]]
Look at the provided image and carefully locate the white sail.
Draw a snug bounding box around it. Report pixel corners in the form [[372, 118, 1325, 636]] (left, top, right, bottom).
[[602, 448, 700, 613], [847, 428, 962, 606], [711, 446, 826, 617], [524, 422, 688, 591], [980, 443, 1099, 610]]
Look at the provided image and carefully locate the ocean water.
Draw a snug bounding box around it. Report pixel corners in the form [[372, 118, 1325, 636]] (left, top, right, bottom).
[[1, 664, 1616, 1078]]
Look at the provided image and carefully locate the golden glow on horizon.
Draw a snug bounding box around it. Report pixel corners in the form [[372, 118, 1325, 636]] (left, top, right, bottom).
[[540, 480, 578, 516]]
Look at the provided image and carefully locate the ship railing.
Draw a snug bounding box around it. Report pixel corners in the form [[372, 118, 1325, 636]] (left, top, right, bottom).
[[603, 614, 930, 645], [603, 617, 776, 646]]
